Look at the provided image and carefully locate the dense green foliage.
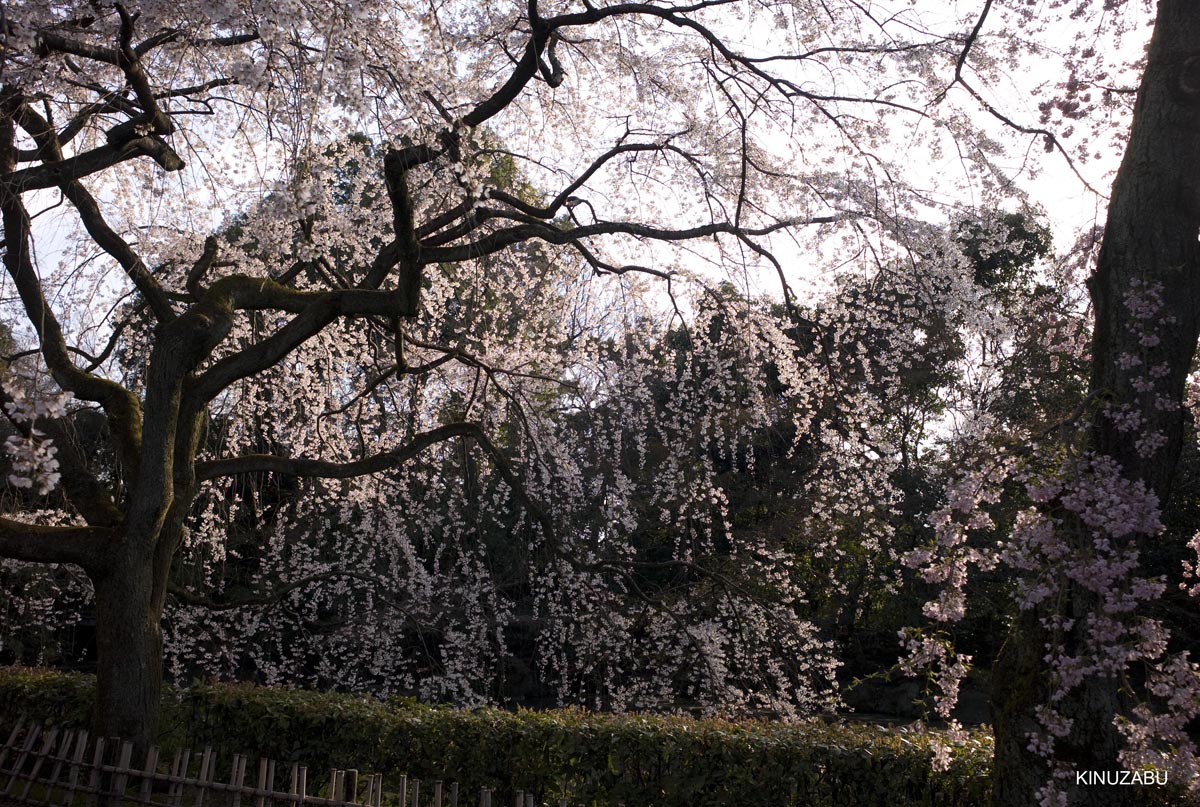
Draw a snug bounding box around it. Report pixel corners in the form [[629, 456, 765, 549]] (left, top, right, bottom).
[[0, 666, 992, 806]]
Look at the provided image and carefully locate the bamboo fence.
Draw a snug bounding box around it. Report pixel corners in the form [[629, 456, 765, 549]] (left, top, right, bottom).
[[0, 717, 550, 807]]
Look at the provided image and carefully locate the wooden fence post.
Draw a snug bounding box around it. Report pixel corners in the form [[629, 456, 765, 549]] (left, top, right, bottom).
[[45, 727, 77, 806], [170, 748, 191, 807], [4, 722, 42, 797], [137, 744, 159, 804], [111, 740, 133, 801], [62, 728, 88, 807], [231, 753, 248, 807], [85, 736, 106, 807], [21, 726, 59, 801], [266, 759, 277, 807], [193, 748, 213, 807], [255, 758, 269, 807]]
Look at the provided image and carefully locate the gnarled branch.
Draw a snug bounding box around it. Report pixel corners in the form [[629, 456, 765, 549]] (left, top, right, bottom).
[[0, 518, 115, 570]]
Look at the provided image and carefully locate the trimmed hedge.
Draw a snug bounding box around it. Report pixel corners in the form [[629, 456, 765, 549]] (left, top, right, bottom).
[[0, 666, 990, 806], [0, 666, 94, 728]]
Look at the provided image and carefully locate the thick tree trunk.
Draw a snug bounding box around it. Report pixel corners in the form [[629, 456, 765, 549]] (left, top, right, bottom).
[[992, 610, 1052, 806], [92, 556, 165, 750], [1088, 6, 1200, 488], [994, 2, 1200, 805]]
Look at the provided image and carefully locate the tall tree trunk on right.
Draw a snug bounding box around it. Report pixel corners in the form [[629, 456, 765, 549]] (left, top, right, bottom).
[[993, 2, 1200, 805]]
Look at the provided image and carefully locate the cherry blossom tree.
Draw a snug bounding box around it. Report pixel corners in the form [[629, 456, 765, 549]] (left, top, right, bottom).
[[2, 2, 1197, 804], [884, 3, 1200, 805], [991, 3, 1200, 803], [1, 0, 988, 747]]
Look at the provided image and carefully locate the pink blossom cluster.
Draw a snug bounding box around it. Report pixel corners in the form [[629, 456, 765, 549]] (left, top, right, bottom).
[[0, 371, 72, 496], [995, 456, 1167, 770], [1108, 281, 1177, 459], [902, 460, 1008, 624], [912, 450, 1186, 799], [906, 279, 1200, 799], [1182, 533, 1200, 598], [898, 627, 971, 720], [1118, 652, 1200, 785]]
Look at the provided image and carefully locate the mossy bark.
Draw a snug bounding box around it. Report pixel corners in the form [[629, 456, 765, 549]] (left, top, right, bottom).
[[93, 557, 165, 749]]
